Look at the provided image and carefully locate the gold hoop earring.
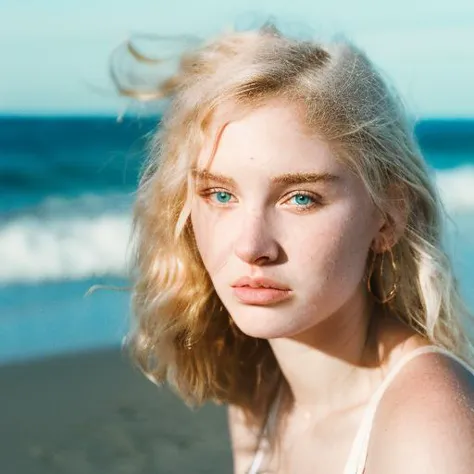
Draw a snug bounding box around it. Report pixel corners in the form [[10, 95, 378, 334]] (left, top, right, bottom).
[[367, 247, 399, 304], [184, 334, 194, 350]]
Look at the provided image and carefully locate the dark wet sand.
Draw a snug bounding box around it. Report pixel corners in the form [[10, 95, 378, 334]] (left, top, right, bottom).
[[0, 348, 232, 474]]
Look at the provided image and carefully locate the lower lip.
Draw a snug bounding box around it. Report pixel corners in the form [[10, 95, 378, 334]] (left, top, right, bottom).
[[232, 286, 292, 305]]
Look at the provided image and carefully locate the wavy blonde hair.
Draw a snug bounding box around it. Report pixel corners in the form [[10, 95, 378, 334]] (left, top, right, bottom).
[[113, 25, 473, 429]]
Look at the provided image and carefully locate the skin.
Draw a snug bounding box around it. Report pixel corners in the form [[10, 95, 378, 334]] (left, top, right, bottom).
[[191, 101, 383, 342], [189, 100, 474, 473]]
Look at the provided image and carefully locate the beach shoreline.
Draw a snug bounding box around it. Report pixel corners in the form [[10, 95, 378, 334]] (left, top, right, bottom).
[[1, 347, 232, 474]]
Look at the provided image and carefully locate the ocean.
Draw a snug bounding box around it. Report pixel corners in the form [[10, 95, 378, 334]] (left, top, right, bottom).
[[1, 117, 473, 366]]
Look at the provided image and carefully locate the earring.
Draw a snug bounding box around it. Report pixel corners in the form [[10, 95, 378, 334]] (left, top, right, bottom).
[[184, 334, 194, 350], [367, 247, 399, 304]]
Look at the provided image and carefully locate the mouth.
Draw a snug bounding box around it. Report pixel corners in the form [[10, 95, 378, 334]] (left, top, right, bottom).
[[231, 277, 292, 305]]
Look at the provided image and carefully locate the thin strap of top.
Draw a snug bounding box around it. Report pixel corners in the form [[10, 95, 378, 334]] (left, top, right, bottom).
[[248, 447, 265, 474], [343, 345, 474, 474], [248, 388, 281, 474], [248, 345, 474, 474]]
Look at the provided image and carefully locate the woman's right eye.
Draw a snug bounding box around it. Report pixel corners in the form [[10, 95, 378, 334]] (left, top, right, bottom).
[[212, 191, 233, 204], [200, 188, 237, 205]]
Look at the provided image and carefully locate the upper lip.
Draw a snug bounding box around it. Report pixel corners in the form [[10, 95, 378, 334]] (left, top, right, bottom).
[[231, 276, 290, 290]]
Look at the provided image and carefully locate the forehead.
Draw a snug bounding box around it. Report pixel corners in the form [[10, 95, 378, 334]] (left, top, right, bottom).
[[196, 100, 341, 176]]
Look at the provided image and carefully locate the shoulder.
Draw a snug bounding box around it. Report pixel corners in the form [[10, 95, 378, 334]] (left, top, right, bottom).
[[367, 350, 474, 474], [227, 405, 261, 474]]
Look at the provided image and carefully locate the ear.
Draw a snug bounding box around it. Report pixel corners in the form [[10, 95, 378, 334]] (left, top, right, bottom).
[[371, 185, 409, 253]]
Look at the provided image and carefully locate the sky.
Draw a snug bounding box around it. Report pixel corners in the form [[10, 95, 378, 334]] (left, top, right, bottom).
[[1, 0, 473, 117]]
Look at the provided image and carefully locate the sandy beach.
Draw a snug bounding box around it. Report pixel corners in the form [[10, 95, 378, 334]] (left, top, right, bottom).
[[1, 348, 232, 474]]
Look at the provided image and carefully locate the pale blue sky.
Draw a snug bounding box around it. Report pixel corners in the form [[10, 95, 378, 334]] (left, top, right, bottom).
[[1, 0, 473, 117]]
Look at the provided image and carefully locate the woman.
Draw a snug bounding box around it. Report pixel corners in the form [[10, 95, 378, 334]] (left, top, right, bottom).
[[115, 25, 474, 473]]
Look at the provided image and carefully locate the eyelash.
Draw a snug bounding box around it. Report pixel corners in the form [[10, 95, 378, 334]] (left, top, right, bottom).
[[197, 188, 234, 207], [285, 191, 321, 211], [198, 187, 322, 212]]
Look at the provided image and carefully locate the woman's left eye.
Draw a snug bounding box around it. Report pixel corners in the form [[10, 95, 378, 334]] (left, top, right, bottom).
[[290, 194, 313, 206], [285, 192, 319, 209]]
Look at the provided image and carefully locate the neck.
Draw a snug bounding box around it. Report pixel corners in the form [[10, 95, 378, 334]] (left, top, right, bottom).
[[269, 290, 381, 418]]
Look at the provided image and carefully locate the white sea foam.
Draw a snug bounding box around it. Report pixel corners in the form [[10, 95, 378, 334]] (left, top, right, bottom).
[[435, 165, 474, 212], [1, 167, 473, 284], [0, 193, 133, 284]]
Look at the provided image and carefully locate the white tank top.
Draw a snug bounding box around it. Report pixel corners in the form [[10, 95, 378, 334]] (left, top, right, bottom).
[[247, 345, 474, 474]]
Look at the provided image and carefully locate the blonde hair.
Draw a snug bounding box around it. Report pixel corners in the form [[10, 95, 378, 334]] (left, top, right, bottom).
[[113, 25, 473, 429]]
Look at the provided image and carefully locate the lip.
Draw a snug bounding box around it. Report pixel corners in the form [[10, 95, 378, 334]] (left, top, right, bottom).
[[231, 276, 290, 291], [231, 277, 292, 305]]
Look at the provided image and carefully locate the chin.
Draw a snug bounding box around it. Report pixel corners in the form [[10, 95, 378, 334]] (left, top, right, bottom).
[[229, 305, 307, 340], [238, 325, 287, 340]]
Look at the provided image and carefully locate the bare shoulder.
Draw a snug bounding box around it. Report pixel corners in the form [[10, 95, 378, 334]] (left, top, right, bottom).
[[227, 405, 261, 474], [367, 350, 474, 474]]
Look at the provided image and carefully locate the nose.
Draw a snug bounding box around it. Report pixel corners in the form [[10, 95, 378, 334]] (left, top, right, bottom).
[[233, 212, 280, 265]]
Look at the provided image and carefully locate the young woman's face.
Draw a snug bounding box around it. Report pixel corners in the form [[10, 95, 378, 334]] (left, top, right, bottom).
[[190, 101, 383, 339]]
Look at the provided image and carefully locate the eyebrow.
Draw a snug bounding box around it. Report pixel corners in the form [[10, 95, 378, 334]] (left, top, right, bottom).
[[191, 168, 339, 187], [271, 172, 339, 186]]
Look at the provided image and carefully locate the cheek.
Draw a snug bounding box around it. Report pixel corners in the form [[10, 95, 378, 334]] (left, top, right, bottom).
[[292, 207, 375, 289], [330, 216, 372, 280], [190, 204, 234, 275]]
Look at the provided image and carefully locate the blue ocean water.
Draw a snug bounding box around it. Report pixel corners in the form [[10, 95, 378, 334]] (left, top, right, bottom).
[[0, 117, 473, 366]]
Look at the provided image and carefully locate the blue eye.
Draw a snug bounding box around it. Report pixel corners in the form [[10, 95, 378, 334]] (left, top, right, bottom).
[[290, 194, 314, 206], [214, 191, 232, 203]]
